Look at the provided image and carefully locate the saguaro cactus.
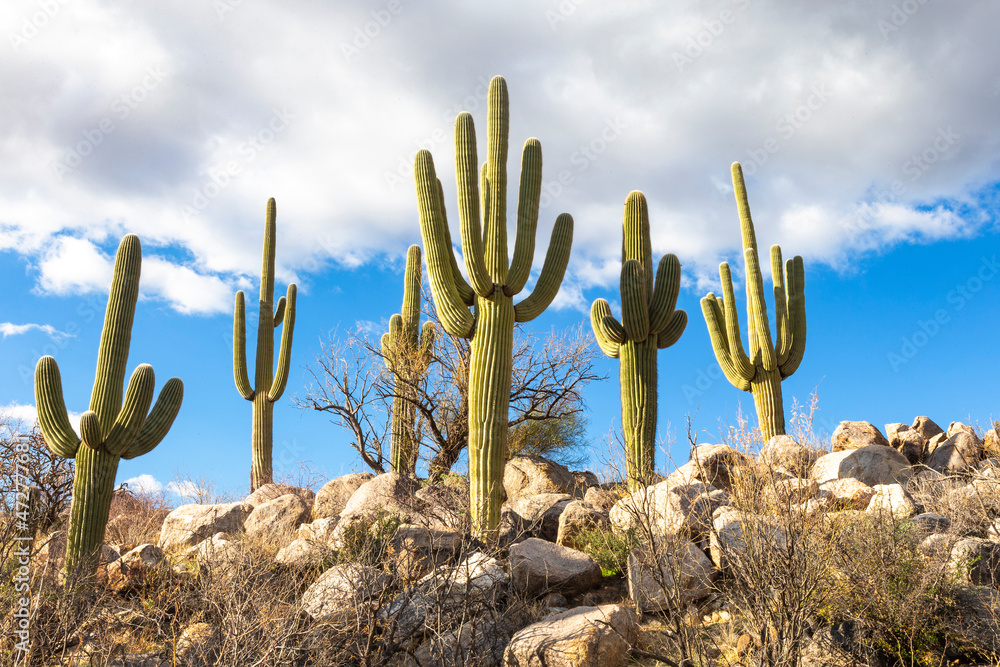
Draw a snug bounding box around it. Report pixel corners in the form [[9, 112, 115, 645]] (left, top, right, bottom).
[[700, 162, 806, 441], [415, 75, 574, 536], [34, 234, 183, 580], [234, 198, 297, 491], [591, 192, 687, 490], [381, 245, 435, 474]]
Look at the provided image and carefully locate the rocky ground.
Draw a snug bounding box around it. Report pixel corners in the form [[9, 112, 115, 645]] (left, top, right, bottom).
[[11, 417, 1000, 666]]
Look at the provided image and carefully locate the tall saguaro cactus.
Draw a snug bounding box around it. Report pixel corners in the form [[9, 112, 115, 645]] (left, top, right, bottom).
[[414, 76, 574, 536], [591, 192, 687, 490], [234, 198, 297, 491], [381, 244, 435, 474], [700, 163, 806, 441], [34, 235, 183, 580]]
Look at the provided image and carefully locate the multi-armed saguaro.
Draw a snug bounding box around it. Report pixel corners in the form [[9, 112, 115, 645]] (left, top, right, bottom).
[[35, 235, 183, 580], [701, 162, 806, 441], [591, 192, 687, 490], [381, 244, 435, 474], [234, 198, 297, 491], [415, 75, 574, 536]]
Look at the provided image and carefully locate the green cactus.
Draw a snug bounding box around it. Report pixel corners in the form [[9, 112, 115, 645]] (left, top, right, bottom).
[[591, 192, 687, 491], [381, 244, 435, 474], [234, 198, 297, 491], [34, 234, 183, 580], [414, 75, 574, 536], [700, 162, 806, 442]]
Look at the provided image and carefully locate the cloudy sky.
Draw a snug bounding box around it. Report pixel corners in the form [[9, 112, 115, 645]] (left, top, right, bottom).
[[1, 0, 998, 500]]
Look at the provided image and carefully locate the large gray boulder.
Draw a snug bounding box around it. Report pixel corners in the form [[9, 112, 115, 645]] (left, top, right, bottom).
[[243, 494, 310, 547], [389, 523, 462, 582], [710, 509, 786, 569], [158, 502, 250, 552], [508, 538, 602, 597], [609, 479, 715, 540], [818, 478, 877, 511], [301, 563, 390, 621], [884, 423, 924, 464], [244, 483, 315, 509], [274, 538, 329, 568], [506, 493, 573, 542], [911, 416, 945, 443], [927, 432, 983, 474], [415, 617, 511, 667], [761, 435, 822, 476], [339, 472, 421, 519], [627, 539, 716, 611], [312, 472, 374, 519], [556, 501, 609, 550], [950, 538, 1000, 587], [832, 421, 889, 452], [810, 445, 911, 487], [866, 484, 917, 518], [503, 455, 577, 502], [681, 443, 753, 493], [503, 604, 639, 667]]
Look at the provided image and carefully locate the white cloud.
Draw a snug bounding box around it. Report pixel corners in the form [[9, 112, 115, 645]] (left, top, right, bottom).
[[166, 480, 202, 499], [0, 322, 74, 340], [0, 403, 84, 433], [121, 473, 163, 494], [140, 256, 233, 315], [37, 237, 113, 296], [122, 474, 204, 499]]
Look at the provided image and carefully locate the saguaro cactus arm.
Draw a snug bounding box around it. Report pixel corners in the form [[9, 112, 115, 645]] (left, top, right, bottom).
[[513, 213, 573, 323], [649, 254, 682, 335], [103, 364, 155, 456], [454, 114, 494, 298], [268, 283, 297, 402], [505, 138, 543, 297], [778, 254, 806, 377], [590, 299, 620, 358], [34, 356, 81, 457], [233, 291, 254, 400], [124, 377, 184, 459], [657, 310, 688, 349], [273, 296, 286, 327], [620, 260, 649, 342]]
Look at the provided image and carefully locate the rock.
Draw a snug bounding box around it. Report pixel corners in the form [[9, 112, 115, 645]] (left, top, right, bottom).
[[508, 538, 602, 597], [243, 494, 311, 547], [911, 416, 945, 443], [710, 510, 786, 569], [107, 544, 166, 592], [950, 538, 1000, 587], [497, 506, 531, 548], [571, 470, 601, 494], [415, 481, 469, 531], [917, 532, 952, 558], [556, 501, 609, 550], [988, 518, 1000, 542], [301, 563, 390, 620], [761, 435, 821, 476], [818, 478, 877, 511], [910, 513, 951, 539], [810, 445, 911, 487], [866, 484, 917, 518], [297, 517, 338, 544], [158, 502, 250, 552], [583, 486, 618, 512], [503, 455, 576, 502], [312, 472, 374, 519], [274, 538, 329, 568], [985, 426, 1000, 458], [416, 551, 508, 600], [506, 493, 573, 542], [927, 432, 984, 474], [884, 423, 924, 464], [768, 477, 818, 505], [503, 604, 639, 667], [949, 586, 1000, 658], [389, 524, 462, 582], [415, 616, 511, 667], [244, 483, 315, 509], [948, 422, 979, 440], [340, 472, 423, 521], [32, 530, 67, 575], [831, 421, 889, 451], [175, 622, 219, 667], [609, 479, 715, 540], [800, 621, 873, 667], [683, 443, 753, 493], [925, 432, 949, 456], [627, 539, 716, 611], [187, 532, 241, 572]]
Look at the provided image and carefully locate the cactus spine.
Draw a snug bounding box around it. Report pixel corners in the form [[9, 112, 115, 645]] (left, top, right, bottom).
[[234, 198, 297, 491], [700, 163, 806, 441], [381, 245, 435, 474], [591, 192, 687, 490], [415, 76, 574, 536], [34, 235, 183, 580]]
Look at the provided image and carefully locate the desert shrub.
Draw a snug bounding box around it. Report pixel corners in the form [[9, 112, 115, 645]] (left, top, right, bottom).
[[574, 525, 641, 577]]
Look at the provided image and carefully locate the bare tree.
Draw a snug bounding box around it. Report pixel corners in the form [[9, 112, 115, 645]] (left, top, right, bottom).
[[299, 303, 603, 479], [0, 417, 74, 536]]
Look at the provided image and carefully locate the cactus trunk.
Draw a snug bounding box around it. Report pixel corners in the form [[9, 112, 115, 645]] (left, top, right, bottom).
[[251, 390, 274, 490], [751, 365, 784, 442], [64, 446, 117, 577], [620, 340, 658, 490], [468, 295, 514, 533]]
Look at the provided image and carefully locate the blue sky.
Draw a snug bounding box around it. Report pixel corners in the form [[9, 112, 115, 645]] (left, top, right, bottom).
[[1, 1, 998, 502]]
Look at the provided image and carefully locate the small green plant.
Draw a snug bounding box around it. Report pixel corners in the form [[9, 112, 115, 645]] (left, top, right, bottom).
[[573, 526, 641, 577]]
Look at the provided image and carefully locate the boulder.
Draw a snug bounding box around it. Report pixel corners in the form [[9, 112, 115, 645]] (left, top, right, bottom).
[[297, 517, 338, 544], [274, 538, 329, 568], [301, 563, 390, 621], [244, 483, 315, 509], [911, 416, 945, 443], [627, 539, 716, 611], [988, 518, 1000, 542], [498, 506, 531, 548], [866, 484, 918, 518], [710, 510, 786, 569], [389, 523, 462, 582], [761, 435, 821, 476], [810, 445, 910, 487], [416, 551, 508, 600], [414, 481, 468, 530], [187, 533, 241, 571], [683, 443, 753, 493], [925, 432, 950, 456], [556, 501, 609, 550], [831, 421, 889, 452], [414, 617, 511, 667], [884, 423, 924, 464], [950, 538, 1000, 587], [985, 426, 1000, 458], [917, 533, 952, 558], [609, 479, 715, 540], [583, 486, 618, 512], [508, 538, 602, 597], [243, 494, 310, 547], [909, 513, 951, 539], [818, 478, 876, 511], [175, 622, 220, 667], [339, 472, 422, 520], [312, 472, 374, 519], [158, 502, 250, 552], [768, 477, 818, 505], [503, 455, 576, 502], [947, 422, 979, 440], [927, 432, 983, 474], [949, 586, 1000, 659], [503, 604, 639, 667], [506, 493, 573, 542], [107, 544, 166, 593], [571, 470, 601, 495]]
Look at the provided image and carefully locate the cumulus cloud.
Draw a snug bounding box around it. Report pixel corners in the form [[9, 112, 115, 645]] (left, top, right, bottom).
[[121, 474, 205, 499], [0, 402, 84, 432], [121, 473, 163, 494], [0, 322, 74, 339]]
